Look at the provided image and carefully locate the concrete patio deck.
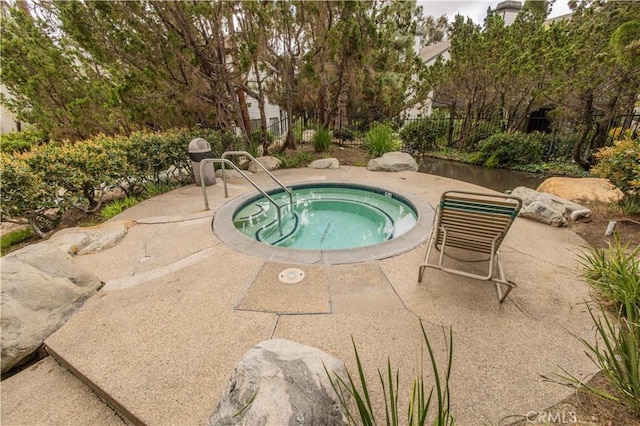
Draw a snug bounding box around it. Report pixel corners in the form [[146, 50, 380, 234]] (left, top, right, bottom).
[[1, 166, 598, 425]]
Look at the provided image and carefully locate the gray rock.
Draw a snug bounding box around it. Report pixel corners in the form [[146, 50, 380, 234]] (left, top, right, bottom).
[[49, 221, 132, 255], [1, 251, 101, 373], [367, 152, 418, 172], [308, 158, 339, 169], [248, 156, 281, 173], [512, 187, 591, 227], [209, 339, 348, 426], [520, 201, 567, 227]]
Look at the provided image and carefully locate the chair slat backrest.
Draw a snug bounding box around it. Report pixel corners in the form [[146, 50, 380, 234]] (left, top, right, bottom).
[[434, 191, 522, 254]]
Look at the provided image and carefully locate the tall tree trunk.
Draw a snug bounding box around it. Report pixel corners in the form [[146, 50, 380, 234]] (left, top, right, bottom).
[[226, 11, 253, 137], [572, 91, 594, 170]]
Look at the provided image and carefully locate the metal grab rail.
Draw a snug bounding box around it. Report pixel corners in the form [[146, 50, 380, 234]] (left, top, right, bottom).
[[198, 158, 283, 234], [221, 151, 293, 211]]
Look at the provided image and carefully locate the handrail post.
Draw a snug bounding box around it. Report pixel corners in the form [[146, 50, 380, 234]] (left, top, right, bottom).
[[221, 150, 293, 212], [198, 157, 284, 235]]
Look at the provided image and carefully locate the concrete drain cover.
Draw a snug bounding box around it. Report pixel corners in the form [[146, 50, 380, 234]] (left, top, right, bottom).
[[279, 268, 305, 284]]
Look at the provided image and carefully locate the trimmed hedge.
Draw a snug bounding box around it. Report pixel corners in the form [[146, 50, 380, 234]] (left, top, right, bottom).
[[0, 128, 243, 236]]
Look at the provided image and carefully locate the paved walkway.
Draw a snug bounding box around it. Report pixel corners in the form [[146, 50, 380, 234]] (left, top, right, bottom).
[[2, 167, 597, 425]]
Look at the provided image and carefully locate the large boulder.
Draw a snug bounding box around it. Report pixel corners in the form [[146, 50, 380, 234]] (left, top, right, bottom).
[[248, 156, 281, 173], [1, 245, 102, 373], [308, 158, 339, 169], [512, 186, 591, 227], [208, 339, 348, 426], [537, 177, 624, 203], [367, 152, 418, 172]]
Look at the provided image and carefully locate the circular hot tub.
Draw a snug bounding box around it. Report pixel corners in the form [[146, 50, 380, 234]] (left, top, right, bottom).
[[213, 182, 433, 264]]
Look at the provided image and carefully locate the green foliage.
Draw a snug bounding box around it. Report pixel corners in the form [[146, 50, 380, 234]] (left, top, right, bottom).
[[313, 126, 332, 153], [470, 132, 543, 169], [326, 321, 454, 425], [0, 228, 34, 256], [29, 137, 129, 211], [100, 197, 138, 220], [592, 136, 640, 195], [399, 118, 448, 152], [0, 152, 64, 237], [273, 150, 314, 169], [0, 130, 47, 153], [618, 195, 640, 216], [0, 128, 228, 236], [364, 123, 401, 157], [141, 182, 181, 198], [464, 120, 503, 150], [578, 236, 640, 318], [555, 304, 640, 416]]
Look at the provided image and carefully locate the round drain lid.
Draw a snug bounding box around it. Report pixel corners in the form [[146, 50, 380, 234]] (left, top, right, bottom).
[[279, 268, 305, 284]]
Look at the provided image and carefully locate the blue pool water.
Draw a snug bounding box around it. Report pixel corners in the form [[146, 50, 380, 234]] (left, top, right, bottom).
[[232, 184, 418, 250]]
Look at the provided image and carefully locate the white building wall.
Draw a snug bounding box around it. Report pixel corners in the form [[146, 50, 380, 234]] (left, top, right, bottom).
[[1, 85, 18, 134]]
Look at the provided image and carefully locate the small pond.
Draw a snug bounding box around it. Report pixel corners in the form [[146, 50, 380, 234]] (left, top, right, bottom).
[[418, 157, 546, 192]]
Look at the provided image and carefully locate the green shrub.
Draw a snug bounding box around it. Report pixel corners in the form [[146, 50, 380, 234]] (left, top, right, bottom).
[[29, 137, 129, 212], [326, 320, 454, 425], [471, 132, 543, 169], [364, 123, 401, 157], [464, 120, 502, 150], [313, 126, 332, 153], [399, 118, 448, 152], [0, 127, 232, 236], [592, 136, 640, 195], [0, 152, 64, 237], [0, 129, 47, 153]]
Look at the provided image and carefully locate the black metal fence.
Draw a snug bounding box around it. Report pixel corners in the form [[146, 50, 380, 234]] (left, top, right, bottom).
[[250, 112, 639, 158]]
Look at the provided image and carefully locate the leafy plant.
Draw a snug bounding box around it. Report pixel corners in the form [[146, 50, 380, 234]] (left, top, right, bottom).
[[578, 235, 640, 318], [363, 123, 401, 157], [326, 321, 454, 425], [273, 150, 314, 168], [313, 126, 332, 153], [618, 195, 640, 216], [142, 182, 180, 198], [592, 136, 640, 195], [553, 304, 640, 416], [99, 196, 139, 220]]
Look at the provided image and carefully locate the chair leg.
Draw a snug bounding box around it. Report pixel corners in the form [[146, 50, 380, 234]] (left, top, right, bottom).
[[418, 233, 437, 283], [493, 251, 516, 303]]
